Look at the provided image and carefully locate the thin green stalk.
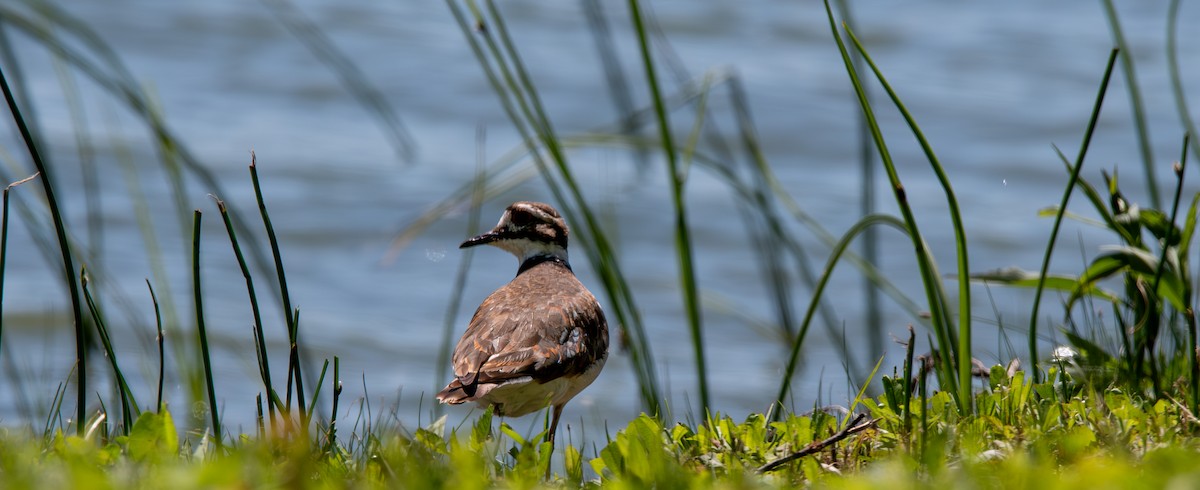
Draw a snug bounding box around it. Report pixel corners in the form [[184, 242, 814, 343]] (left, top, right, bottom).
[[823, 0, 959, 409], [249, 154, 305, 421], [1027, 49, 1119, 383], [775, 214, 909, 417], [902, 325, 916, 437], [81, 268, 139, 432], [627, 0, 709, 416], [307, 359, 330, 421], [844, 25, 974, 412], [0, 59, 88, 435], [213, 195, 277, 421], [192, 210, 222, 449], [0, 174, 37, 366], [326, 356, 342, 452], [1101, 0, 1159, 209], [146, 279, 164, 412]]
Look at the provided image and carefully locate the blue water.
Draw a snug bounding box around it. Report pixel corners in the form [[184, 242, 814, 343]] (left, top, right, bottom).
[[0, 0, 1197, 442]]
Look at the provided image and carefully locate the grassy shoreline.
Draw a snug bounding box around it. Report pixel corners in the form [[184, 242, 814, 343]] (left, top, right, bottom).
[[1, 0, 1199, 487]]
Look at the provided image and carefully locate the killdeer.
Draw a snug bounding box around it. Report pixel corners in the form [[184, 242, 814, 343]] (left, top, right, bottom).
[[436, 201, 609, 446]]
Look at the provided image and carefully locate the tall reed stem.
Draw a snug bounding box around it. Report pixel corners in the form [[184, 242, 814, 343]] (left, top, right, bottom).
[[192, 210, 222, 449], [626, 0, 709, 415], [1027, 49, 1119, 383], [0, 61, 88, 434]]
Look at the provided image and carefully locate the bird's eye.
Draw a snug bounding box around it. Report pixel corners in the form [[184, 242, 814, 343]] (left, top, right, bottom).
[[509, 211, 533, 227]]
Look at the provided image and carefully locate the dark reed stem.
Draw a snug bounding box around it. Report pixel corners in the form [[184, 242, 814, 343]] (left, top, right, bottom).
[[81, 269, 139, 433], [192, 210, 222, 449], [146, 279, 165, 412], [249, 153, 305, 422], [0, 57, 88, 435], [213, 195, 277, 421], [326, 356, 342, 451], [0, 174, 37, 367], [1027, 49, 1119, 383]]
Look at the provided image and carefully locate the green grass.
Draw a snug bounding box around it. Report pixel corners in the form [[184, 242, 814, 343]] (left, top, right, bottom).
[[0, 0, 1199, 488]]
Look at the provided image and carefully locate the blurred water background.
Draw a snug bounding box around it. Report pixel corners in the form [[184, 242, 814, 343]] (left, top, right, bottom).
[[0, 0, 1197, 441]]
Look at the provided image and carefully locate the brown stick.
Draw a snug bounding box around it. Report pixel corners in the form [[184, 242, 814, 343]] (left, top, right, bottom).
[[757, 413, 876, 473]]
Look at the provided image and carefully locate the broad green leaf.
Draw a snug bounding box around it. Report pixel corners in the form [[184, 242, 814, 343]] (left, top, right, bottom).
[[125, 410, 178, 462]]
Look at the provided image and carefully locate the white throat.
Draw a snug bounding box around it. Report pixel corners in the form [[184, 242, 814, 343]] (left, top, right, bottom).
[[493, 238, 568, 263]]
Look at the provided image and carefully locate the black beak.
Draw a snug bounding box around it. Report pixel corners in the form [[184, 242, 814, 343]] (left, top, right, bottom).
[[460, 231, 501, 249]]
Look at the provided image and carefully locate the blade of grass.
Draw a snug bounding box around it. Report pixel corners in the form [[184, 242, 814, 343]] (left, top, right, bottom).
[[833, 0, 885, 371], [325, 356, 342, 452], [0, 57, 88, 435], [843, 24, 974, 412], [823, 0, 960, 409], [1026, 48, 1120, 383], [0, 173, 37, 391], [627, 0, 708, 416], [191, 210, 222, 449], [146, 279, 165, 412], [775, 213, 909, 418]]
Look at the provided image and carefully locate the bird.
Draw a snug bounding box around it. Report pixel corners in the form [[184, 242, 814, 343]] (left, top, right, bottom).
[[436, 201, 609, 446]]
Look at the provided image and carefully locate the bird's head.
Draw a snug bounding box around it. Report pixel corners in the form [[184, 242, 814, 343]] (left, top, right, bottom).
[[461, 201, 569, 262]]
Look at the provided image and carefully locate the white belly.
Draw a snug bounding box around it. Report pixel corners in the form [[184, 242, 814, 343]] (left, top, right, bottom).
[[477, 356, 607, 417]]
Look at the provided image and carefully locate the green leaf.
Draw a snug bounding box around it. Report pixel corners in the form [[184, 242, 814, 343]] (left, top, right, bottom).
[[125, 409, 178, 462]]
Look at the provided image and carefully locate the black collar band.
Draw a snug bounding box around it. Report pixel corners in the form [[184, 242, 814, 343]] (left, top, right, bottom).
[[518, 254, 571, 275]]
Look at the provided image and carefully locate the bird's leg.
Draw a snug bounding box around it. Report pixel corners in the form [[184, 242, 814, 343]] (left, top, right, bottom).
[[543, 404, 565, 479], [547, 403, 564, 446]]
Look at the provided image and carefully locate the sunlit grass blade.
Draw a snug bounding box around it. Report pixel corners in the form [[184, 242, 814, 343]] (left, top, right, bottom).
[[627, 0, 708, 415], [843, 24, 973, 412], [1026, 48, 1119, 383], [775, 214, 909, 418], [822, 0, 960, 409], [191, 210, 222, 449]]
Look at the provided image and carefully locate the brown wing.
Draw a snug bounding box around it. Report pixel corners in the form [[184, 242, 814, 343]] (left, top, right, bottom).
[[438, 260, 607, 402]]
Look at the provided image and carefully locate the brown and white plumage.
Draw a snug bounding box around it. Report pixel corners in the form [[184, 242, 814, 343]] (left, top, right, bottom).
[[436, 201, 608, 444]]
